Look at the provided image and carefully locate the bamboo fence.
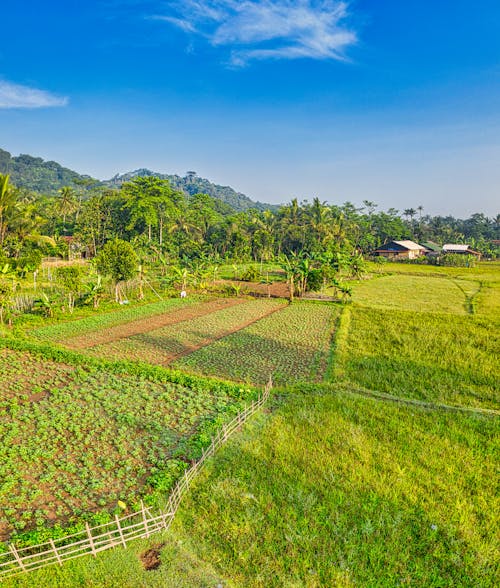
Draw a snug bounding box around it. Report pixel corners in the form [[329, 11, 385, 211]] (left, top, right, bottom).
[[0, 377, 273, 581]]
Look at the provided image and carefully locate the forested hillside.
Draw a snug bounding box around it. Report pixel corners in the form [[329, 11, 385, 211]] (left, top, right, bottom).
[[0, 148, 268, 212]]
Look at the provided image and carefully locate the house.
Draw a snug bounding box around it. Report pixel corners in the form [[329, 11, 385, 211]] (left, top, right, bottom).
[[442, 244, 481, 259], [421, 241, 442, 256], [372, 240, 426, 260]]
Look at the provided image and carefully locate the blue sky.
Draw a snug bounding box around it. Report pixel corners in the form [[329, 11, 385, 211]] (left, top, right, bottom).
[[1, 0, 499, 216]]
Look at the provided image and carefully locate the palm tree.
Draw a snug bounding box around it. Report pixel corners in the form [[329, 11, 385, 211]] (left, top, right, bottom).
[[58, 186, 78, 232], [0, 174, 16, 246]]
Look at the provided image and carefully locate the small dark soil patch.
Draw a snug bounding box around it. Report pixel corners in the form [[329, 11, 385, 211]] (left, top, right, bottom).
[[140, 543, 165, 571]]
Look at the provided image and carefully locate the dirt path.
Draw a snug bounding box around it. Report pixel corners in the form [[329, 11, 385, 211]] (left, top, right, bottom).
[[64, 298, 247, 349], [164, 301, 286, 366]]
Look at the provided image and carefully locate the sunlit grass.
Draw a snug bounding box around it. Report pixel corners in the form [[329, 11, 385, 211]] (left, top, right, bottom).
[[333, 306, 499, 409]]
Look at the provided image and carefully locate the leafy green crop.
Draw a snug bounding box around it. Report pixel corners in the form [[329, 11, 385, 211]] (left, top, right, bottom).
[[175, 301, 339, 384]]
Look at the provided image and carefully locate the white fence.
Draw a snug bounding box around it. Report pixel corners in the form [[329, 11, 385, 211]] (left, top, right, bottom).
[[0, 378, 272, 581]]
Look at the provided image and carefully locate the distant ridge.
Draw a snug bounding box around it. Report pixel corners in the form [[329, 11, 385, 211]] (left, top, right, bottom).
[[105, 169, 271, 211], [0, 148, 272, 212]]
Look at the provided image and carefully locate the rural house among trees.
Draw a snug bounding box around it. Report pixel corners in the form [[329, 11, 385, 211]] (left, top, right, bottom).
[[372, 240, 426, 260]]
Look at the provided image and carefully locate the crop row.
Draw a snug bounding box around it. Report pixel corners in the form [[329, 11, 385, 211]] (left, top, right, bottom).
[[174, 301, 339, 384], [29, 297, 200, 342], [86, 298, 286, 365]]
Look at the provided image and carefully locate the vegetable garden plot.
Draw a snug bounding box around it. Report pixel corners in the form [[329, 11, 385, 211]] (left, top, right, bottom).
[[0, 348, 253, 542], [174, 301, 339, 384], [86, 298, 286, 365], [29, 297, 195, 343]]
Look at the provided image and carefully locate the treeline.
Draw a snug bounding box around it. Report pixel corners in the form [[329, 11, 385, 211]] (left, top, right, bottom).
[[0, 174, 499, 268]]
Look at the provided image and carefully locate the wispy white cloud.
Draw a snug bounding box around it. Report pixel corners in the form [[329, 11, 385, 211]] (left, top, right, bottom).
[[155, 0, 357, 66], [0, 80, 68, 109]]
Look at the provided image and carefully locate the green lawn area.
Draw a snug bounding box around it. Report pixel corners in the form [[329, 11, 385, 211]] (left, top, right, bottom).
[[351, 274, 478, 314]]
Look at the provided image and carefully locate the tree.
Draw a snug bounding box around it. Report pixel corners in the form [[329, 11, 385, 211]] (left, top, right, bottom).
[[0, 174, 16, 246], [57, 186, 78, 232], [57, 266, 82, 313], [95, 239, 138, 302]]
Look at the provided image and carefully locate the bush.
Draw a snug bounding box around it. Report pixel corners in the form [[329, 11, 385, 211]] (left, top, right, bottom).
[[241, 265, 260, 281]]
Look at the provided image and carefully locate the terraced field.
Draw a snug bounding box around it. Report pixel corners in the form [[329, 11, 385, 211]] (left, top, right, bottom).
[[174, 301, 339, 384], [85, 298, 286, 365]]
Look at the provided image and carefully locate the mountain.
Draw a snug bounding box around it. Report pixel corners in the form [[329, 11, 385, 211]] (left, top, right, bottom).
[[105, 169, 271, 212], [0, 148, 97, 194], [0, 148, 272, 212]]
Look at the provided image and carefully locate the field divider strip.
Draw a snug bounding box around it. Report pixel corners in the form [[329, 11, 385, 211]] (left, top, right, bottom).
[[316, 383, 500, 417], [0, 377, 273, 581]]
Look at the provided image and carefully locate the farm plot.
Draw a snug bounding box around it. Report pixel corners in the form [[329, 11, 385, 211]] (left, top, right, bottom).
[[29, 297, 199, 343], [85, 298, 286, 365], [174, 301, 338, 385], [334, 306, 500, 409], [0, 347, 253, 542], [62, 297, 245, 350], [351, 274, 477, 314]]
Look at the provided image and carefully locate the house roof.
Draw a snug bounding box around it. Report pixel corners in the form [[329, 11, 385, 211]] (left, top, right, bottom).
[[421, 241, 441, 252], [443, 244, 470, 252], [393, 240, 425, 251]]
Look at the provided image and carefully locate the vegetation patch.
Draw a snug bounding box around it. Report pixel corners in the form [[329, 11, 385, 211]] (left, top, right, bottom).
[[168, 389, 499, 587], [0, 347, 255, 544], [334, 306, 499, 409], [86, 298, 285, 365], [29, 297, 199, 343], [351, 274, 478, 314], [63, 297, 244, 349], [175, 301, 339, 384]]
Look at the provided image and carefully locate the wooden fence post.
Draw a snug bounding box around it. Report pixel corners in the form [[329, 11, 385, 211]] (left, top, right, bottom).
[[141, 500, 150, 538], [49, 538, 62, 565], [115, 514, 126, 548], [9, 544, 26, 573], [86, 522, 96, 557]]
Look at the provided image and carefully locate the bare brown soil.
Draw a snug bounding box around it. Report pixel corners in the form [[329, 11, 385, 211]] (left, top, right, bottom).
[[217, 279, 290, 298], [140, 544, 165, 570], [63, 298, 246, 349]]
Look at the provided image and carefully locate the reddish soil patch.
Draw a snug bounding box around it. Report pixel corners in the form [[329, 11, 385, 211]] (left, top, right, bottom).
[[140, 544, 165, 570], [64, 298, 246, 349]]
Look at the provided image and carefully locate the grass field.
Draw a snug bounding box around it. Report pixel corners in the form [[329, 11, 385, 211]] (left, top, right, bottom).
[[0, 347, 254, 543], [86, 298, 285, 365], [333, 306, 499, 409], [174, 301, 338, 385], [350, 274, 479, 314], [5, 389, 498, 587]]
